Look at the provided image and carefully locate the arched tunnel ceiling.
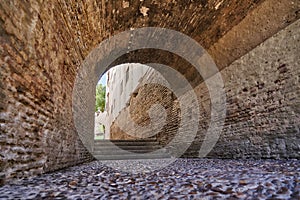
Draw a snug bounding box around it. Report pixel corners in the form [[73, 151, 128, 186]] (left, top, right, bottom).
[[109, 49, 203, 88], [0, 0, 299, 83], [59, 0, 299, 80], [55, 0, 265, 48]]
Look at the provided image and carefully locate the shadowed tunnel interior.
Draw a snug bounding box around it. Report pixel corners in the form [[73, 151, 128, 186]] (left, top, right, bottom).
[[0, 0, 299, 187]]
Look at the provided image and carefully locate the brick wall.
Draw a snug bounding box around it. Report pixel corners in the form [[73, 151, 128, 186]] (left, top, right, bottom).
[[0, 1, 95, 184], [111, 19, 300, 159]]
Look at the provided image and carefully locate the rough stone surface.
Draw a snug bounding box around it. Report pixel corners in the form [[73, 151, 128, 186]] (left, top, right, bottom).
[[0, 0, 299, 184], [0, 159, 299, 199]]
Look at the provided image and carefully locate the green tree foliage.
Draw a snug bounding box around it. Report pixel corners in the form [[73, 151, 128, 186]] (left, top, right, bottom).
[[95, 84, 106, 112]]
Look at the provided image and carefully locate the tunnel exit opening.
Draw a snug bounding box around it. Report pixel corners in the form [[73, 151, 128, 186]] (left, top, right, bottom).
[[94, 63, 154, 141]]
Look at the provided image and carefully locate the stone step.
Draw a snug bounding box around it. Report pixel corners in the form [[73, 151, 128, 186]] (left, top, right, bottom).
[[92, 139, 171, 160], [94, 139, 157, 143], [94, 141, 160, 146], [93, 145, 162, 151], [93, 148, 168, 155], [94, 153, 172, 160]]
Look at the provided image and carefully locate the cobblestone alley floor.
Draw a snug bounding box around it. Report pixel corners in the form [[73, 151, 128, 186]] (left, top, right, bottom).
[[0, 159, 299, 199]]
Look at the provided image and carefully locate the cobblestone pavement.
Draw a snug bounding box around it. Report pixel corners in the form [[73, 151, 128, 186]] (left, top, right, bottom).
[[0, 159, 299, 199]]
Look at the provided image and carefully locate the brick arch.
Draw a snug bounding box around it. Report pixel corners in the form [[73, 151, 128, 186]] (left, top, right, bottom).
[[73, 27, 219, 158], [0, 0, 299, 184]]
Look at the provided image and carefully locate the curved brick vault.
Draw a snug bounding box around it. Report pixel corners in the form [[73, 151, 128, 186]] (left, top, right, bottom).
[[0, 0, 299, 184]]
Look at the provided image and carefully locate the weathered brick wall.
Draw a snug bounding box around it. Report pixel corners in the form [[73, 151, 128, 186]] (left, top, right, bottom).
[[111, 19, 300, 159], [202, 19, 300, 159], [0, 1, 95, 184], [110, 81, 180, 142], [110, 121, 139, 140]]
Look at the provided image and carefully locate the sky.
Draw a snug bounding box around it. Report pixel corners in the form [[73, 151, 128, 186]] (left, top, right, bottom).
[[98, 73, 107, 86]]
